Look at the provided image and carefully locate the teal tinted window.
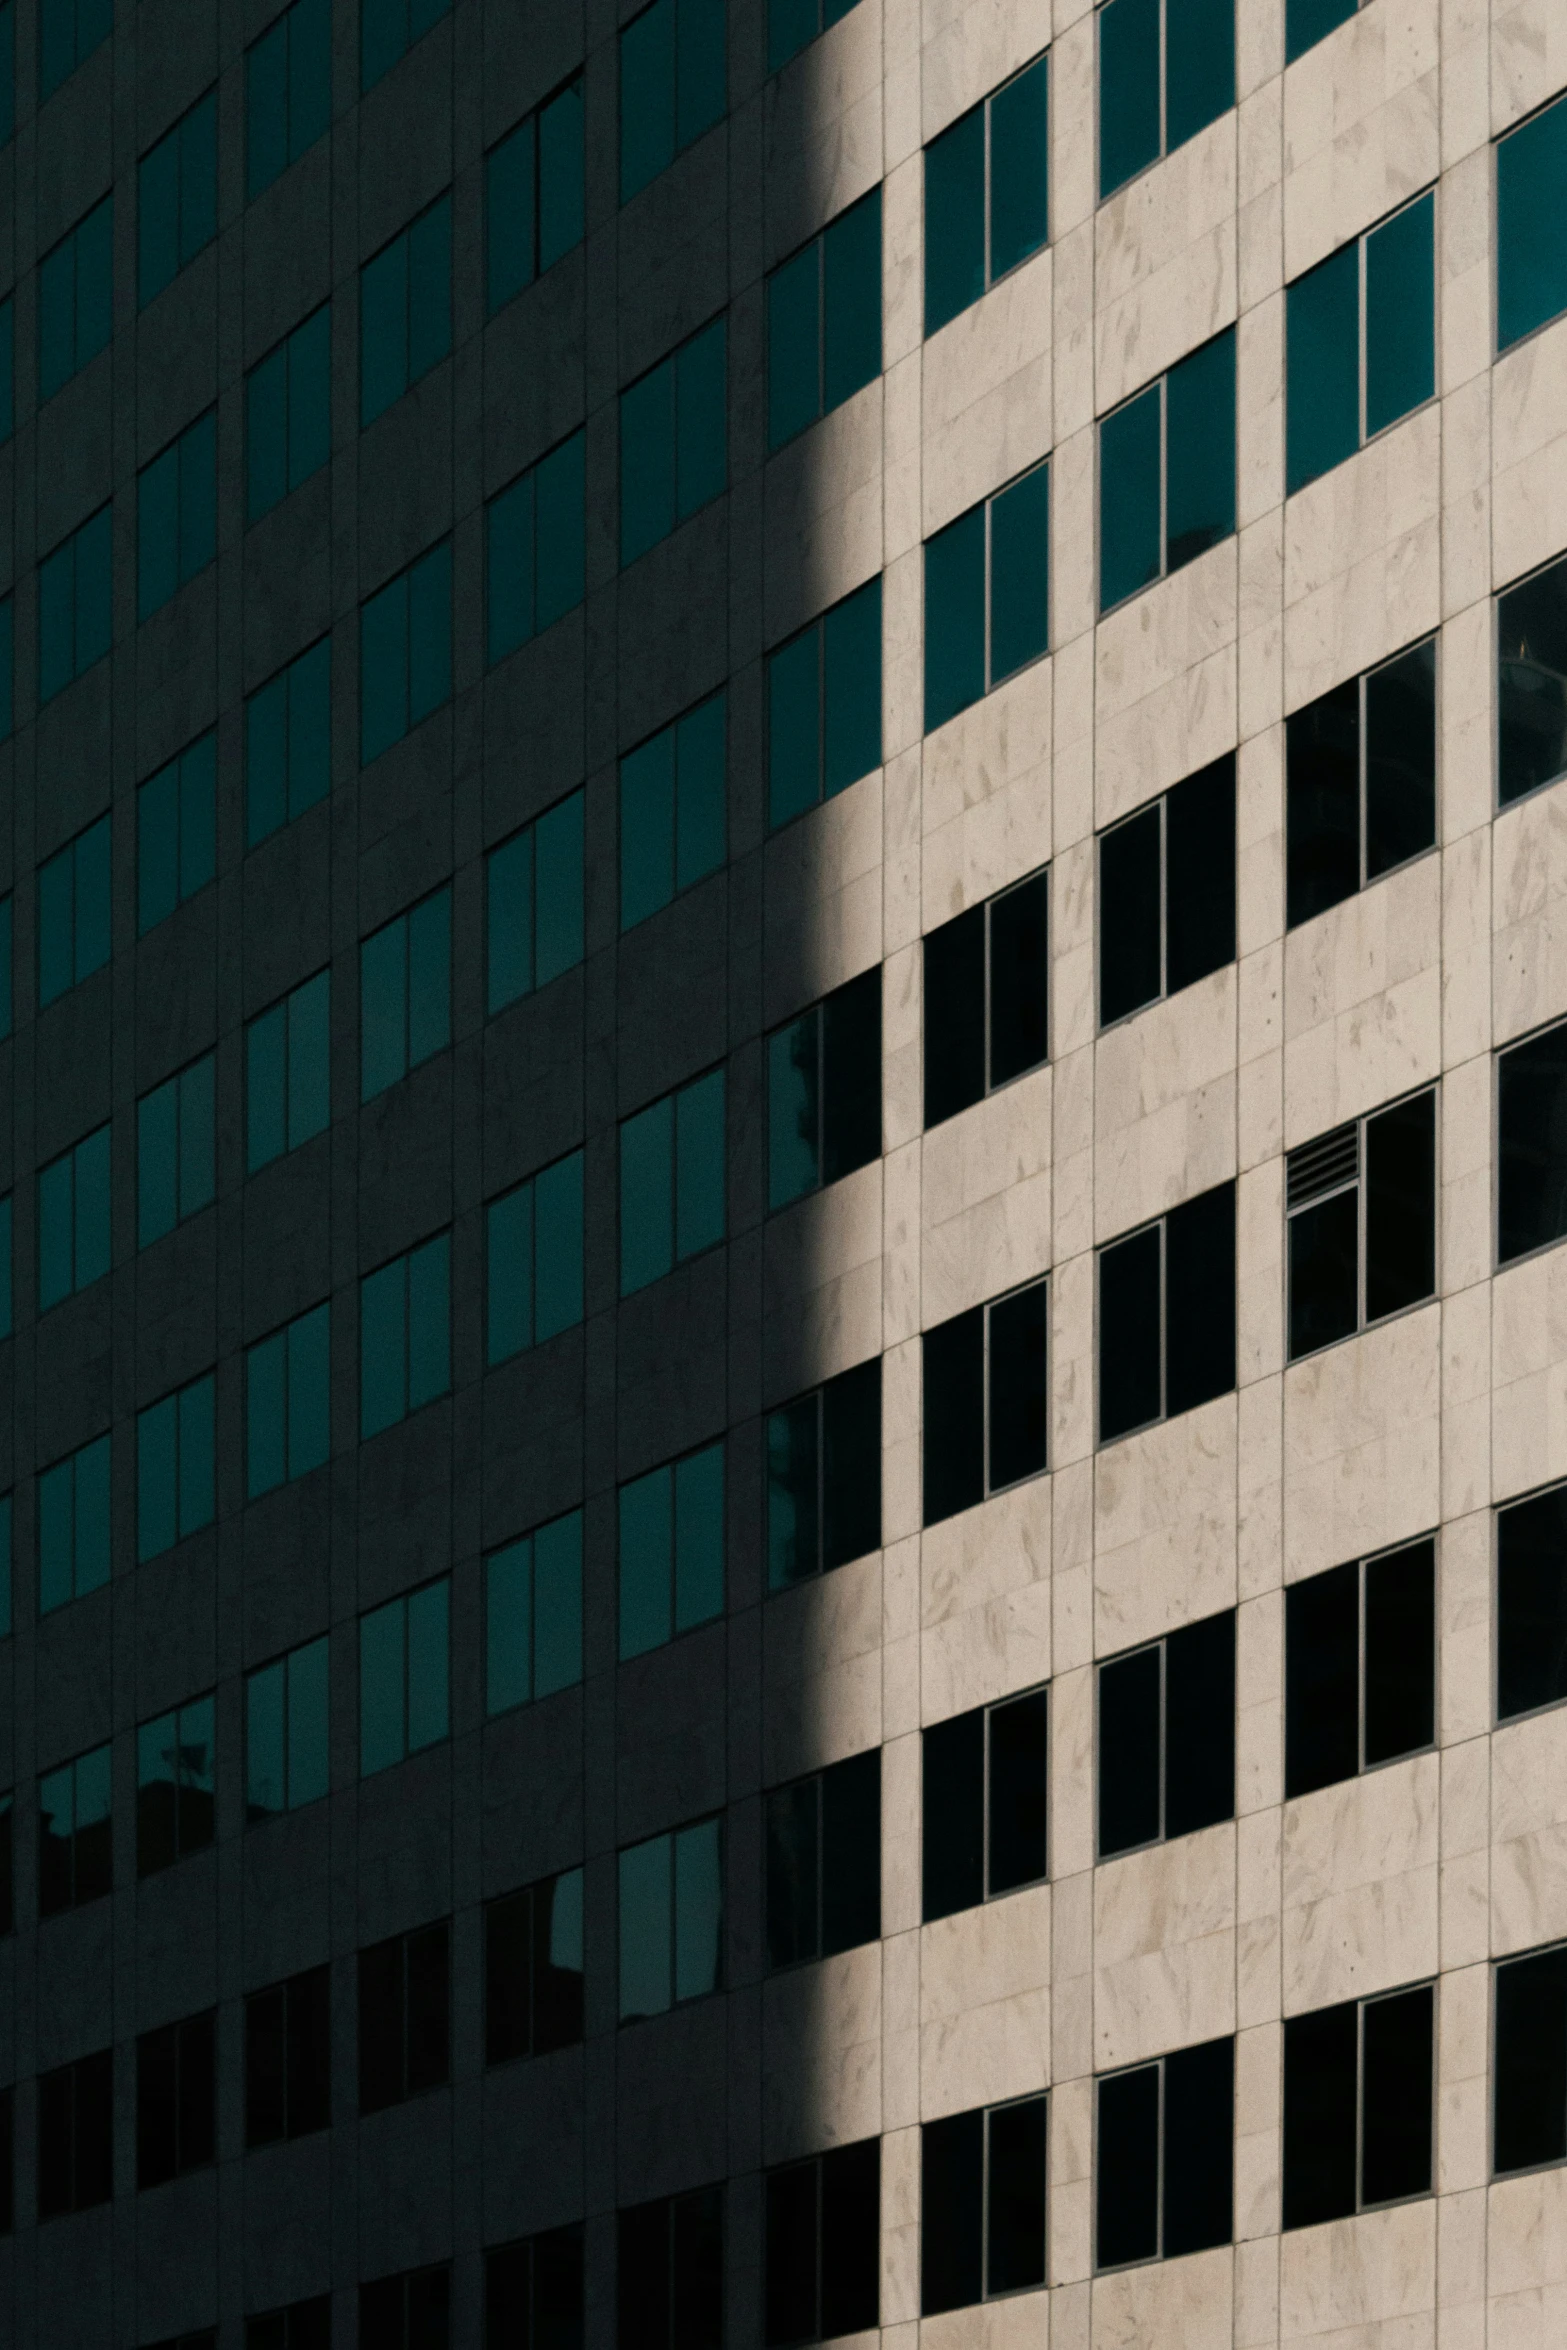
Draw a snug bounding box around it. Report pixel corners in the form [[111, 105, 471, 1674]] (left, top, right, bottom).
[[38, 504, 112, 703], [620, 317, 727, 564], [247, 304, 331, 521], [360, 1232, 451, 1438], [359, 1578, 449, 1775], [136, 1374, 215, 1561], [38, 1124, 110, 1307], [246, 638, 331, 844], [487, 790, 584, 1013], [767, 188, 881, 449], [247, 0, 331, 199], [618, 1817, 722, 2020], [37, 813, 110, 1005], [486, 1510, 583, 1713], [1285, 0, 1355, 64], [0, 596, 12, 744], [619, 691, 726, 928], [1286, 192, 1434, 494], [38, 0, 110, 101], [924, 460, 1048, 732], [618, 1440, 725, 1659], [487, 78, 584, 312], [246, 1635, 330, 1818], [362, 885, 450, 1096], [767, 0, 856, 70], [1497, 93, 1567, 356], [0, 1194, 10, 1337], [247, 970, 331, 1171], [138, 410, 216, 617], [136, 1055, 214, 1248], [37, 1434, 110, 1613], [619, 0, 725, 202], [38, 196, 111, 400], [361, 196, 451, 425], [359, 539, 452, 762], [486, 1149, 584, 1364], [246, 1302, 330, 1496], [767, 577, 882, 827], [619, 1067, 726, 1295], [1099, 329, 1234, 613], [361, 0, 449, 91], [925, 55, 1048, 336], [137, 733, 216, 933], [139, 91, 217, 305], [1098, 0, 1232, 201], [486, 431, 585, 663], [0, 893, 9, 1039], [0, 1493, 10, 1637]]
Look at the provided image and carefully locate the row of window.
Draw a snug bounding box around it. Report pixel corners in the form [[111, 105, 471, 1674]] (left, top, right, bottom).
[[8, 1938, 1567, 2309], [8, 1480, 1567, 1962]]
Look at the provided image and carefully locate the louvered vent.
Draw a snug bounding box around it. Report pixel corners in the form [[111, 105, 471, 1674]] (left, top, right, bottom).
[[1286, 1122, 1359, 1209]]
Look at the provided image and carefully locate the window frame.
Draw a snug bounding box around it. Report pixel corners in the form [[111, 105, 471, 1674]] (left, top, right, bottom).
[[1094, 1609, 1235, 1861], [1494, 547, 1567, 813], [1092, 2034, 1235, 2271], [484, 71, 586, 313], [921, 862, 1052, 1129], [1095, 0, 1234, 204], [921, 1273, 1051, 1525], [922, 455, 1051, 730], [1283, 1535, 1438, 1797], [1494, 1478, 1567, 1730], [1096, 753, 1237, 1031], [1492, 1937, 1567, 2181], [1284, 186, 1437, 497], [920, 2089, 1050, 2311], [921, 1680, 1051, 1921], [1096, 327, 1236, 615], [1284, 1084, 1439, 1361], [1281, 1978, 1437, 2226], [922, 50, 1050, 337], [1494, 86, 1567, 360], [1095, 1180, 1236, 1447]]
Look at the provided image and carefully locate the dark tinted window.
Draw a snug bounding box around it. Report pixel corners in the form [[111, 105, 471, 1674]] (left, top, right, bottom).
[[1095, 2036, 1232, 2267], [924, 869, 1048, 1128], [1098, 1183, 1236, 1443], [1098, 1610, 1235, 1858], [1497, 1484, 1567, 1723], [1284, 1541, 1435, 1798], [766, 1748, 881, 1968], [923, 1686, 1047, 1921], [1282, 1985, 1433, 2227], [764, 2138, 879, 2344], [1100, 755, 1235, 1026]]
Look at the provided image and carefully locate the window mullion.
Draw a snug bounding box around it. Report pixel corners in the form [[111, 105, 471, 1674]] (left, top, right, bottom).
[[1158, 1214, 1169, 1421], [980, 2103, 991, 2297], [1159, 376, 1169, 580], [983, 495, 993, 692], [1155, 2055, 1167, 2257], [1158, 794, 1169, 1000], [1158, 0, 1168, 159], [1354, 1996, 1366, 2211], [980, 1699, 992, 1898], [1358, 673, 1369, 888], [1357, 232, 1368, 448], [1157, 1636, 1168, 1840], [818, 239, 827, 418], [1357, 1557, 1368, 1774], [1356, 1117, 1368, 1334]]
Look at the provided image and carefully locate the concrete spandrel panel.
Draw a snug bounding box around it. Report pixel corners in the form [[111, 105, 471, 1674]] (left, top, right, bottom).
[[762, 1940, 882, 2159], [1280, 0, 1439, 278], [1094, 546, 1241, 831], [1492, 1247, 1567, 1507], [1492, 313, 1567, 598], [920, 1473, 1051, 1722], [1493, 775, 1567, 1050], [1492, 0, 1567, 135], [1278, 2197, 1437, 2347], [1093, 1824, 1237, 2071], [1282, 1305, 1441, 1583], [1281, 850, 1442, 1145], [1280, 1751, 1440, 2013], [1089, 2242, 1234, 2350], [481, 2047, 587, 2242], [921, 1087, 1052, 1325], [1094, 1395, 1239, 1658], [1093, 966, 1238, 1243], [921, 246, 1053, 539], [614, 1621, 728, 1845], [1491, 1705, 1567, 1959], [762, 1550, 884, 1783], [1280, 406, 1442, 711], [921, 653, 1053, 924], [764, 1157, 884, 1352], [1488, 2164, 1567, 2307], [357, 2097, 455, 2275], [1094, 117, 1238, 419], [919, 1880, 1051, 2116], [918, 2288, 1050, 2350], [614, 1998, 730, 2202]]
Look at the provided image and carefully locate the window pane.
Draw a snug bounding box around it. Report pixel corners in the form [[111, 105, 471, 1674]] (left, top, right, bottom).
[[1163, 1609, 1235, 1839], [533, 1509, 582, 1694], [924, 104, 984, 336], [768, 625, 819, 828], [1365, 192, 1433, 439], [1160, 2034, 1232, 2255], [768, 1013, 819, 1210], [767, 1395, 818, 1589], [1362, 1538, 1434, 1766], [487, 1185, 532, 1365], [988, 1280, 1048, 1492], [673, 1818, 722, 2001], [406, 1232, 450, 1411], [359, 1601, 405, 1774], [620, 1466, 672, 1659], [1099, 382, 1161, 612], [538, 81, 584, 270], [408, 541, 452, 724], [673, 1442, 724, 1632], [407, 889, 451, 1069], [487, 1539, 532, 1711], [1166, 0, 1233, 155], [248, 1331, 287, 1496], [619, 1834, 672, 2020], [1164, 1180, 1235, 1416], [1284, 1560, 1359, 1798], [1495, 1946, 1567, 2173], [488, 828, 533, 1012], [924, 904, 986, 1126], [1098, 0, 1159, 199], [988, 2095, 1048, 2292], [406, 1577, 449, 1750], [288, 1303, 331, 1477], [1286, 242, 1358, 494], [1497, 93, 1567, 354], [1497, 1485, 1567, 1722], [988, 1687, 1048, 1895], [822, 190, 879, 414], [620, 0, 674, 202], [768, 244, 820, 450], [1499, 1021, 1567, 1264], [675, 1069, 725, 1258], [288, 1636, 330, 1806], [535, 789, 584, 986], [620, 1094, 674, 1293], [675, 318, 726, 520], [676, 691, 725, 889], [1364, 1089, 1434, 1322], [621, 727, 677, 928], [247, 1659, 286, 1817], [924, 504, 986, 733], [989, 460, 1049, 684], [1098, 1643, 1161, 1857], [486, 117, 535, 314], [1497, 555, 1567, 807], [1098, 1222, 1161, 1441], [990, 58, 1048, 281], [1096, 2064, 1159, 2267], [137, 1396, 178, 1561], [1361, 636, 1436, 880], [621, 359, 675, 564], [1286, 675, 1360, 924], [360, 1260, 406, 1436], [923, 1306, 984, 1528], [534, 1148, 584, 1340], [1165, 328, 1234, 570], [921, 2108, 983, 2314], [1285, 0, 1354, 62], [535, 431, 585, 631], [822, 577, 881, 794]]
